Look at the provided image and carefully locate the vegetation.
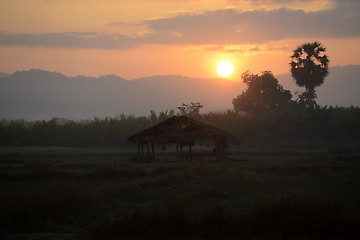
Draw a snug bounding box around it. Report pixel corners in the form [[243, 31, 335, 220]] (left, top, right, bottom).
[[232, 71, 293, 113], [1, 148, 360, 239], [290, 41, 330, 106], [0, 110, 173, 147], [1, 106, 360, 148], [177, 102, 204, 117]]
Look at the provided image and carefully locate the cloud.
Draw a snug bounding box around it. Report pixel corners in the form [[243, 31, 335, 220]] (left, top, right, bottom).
[[145, 5, 360, 44], [0, 2, 359, 49], [334, 0, 360, 5], [146, 0, 322, 2], [0, 31, 137, 49], [109, 21, 153, 38]]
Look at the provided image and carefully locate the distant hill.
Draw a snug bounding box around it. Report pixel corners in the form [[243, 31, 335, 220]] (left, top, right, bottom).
[[277, 65, 360, 107], [133, 74, 244, 112], [0, 72, 10, 78], [0, 66, 359, 120], [0, 69, 244, 120]]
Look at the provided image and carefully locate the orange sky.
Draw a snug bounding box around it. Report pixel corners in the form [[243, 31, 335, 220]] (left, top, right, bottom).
[[1, 0, 360, 80]]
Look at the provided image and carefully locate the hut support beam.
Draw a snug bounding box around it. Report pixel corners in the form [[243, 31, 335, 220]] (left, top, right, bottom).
[[146, 143, 150, 160], [188, 145, 192, 161], [136, 141, 141, 162], [151, 141, 155, 159], [136, 139, 156, 162]]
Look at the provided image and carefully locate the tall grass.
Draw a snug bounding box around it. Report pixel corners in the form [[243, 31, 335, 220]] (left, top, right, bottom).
[[1, 106, 360, 147], [0, 110, 175, 147]]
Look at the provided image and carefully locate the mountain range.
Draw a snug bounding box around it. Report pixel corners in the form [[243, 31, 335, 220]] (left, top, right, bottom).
[[0, 65, 359, 120]]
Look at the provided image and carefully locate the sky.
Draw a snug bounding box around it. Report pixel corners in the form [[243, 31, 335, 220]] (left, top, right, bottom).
[[1, 0, 360, 81]]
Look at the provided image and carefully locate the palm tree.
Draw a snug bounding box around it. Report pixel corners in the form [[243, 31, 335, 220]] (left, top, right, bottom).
[[290, 41, 329, 106]]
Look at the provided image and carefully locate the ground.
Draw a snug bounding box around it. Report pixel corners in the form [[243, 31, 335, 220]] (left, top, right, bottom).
[[1, 145, 360, 239]]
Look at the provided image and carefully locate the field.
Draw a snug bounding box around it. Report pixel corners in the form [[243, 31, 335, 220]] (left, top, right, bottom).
[[1, 145, 360, 240]]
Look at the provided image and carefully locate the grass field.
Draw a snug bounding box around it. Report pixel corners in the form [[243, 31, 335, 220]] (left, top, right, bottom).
[[1, 145, 360, 239]]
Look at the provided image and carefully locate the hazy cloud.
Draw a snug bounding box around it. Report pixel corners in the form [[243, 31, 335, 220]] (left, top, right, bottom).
[[145, 5, 360, 44], [147, 0, 322, 2], [0, 2, 359, 49], [204, 44, 289, 54], [0, 32, 137, 49]]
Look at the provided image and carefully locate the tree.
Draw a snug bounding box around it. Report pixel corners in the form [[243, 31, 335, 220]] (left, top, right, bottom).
[[232, 71, 292, 112], [177, 102, 203, 117], [290, 41, 329, 106]]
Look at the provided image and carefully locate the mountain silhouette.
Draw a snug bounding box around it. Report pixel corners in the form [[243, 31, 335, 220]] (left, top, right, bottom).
[[0, 72, 10, 78], [0, 66, 359, 120], [0, 69, 243, 120]]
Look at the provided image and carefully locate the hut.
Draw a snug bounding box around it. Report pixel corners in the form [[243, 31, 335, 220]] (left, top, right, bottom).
[[127, 115, 234, 161]]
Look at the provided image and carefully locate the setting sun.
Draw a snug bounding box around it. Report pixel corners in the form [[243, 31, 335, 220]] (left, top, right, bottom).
[[217, 61, 234, 77]]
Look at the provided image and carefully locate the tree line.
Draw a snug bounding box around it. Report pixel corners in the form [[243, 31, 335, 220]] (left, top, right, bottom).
[[1, 106, 360, 147], [0, 111, 173, 147]]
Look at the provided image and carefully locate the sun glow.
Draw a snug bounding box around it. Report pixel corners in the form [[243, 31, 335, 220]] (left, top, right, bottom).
[[217, 61, 233, 77]]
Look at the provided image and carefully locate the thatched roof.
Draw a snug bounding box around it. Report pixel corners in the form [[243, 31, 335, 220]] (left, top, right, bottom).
[[127, 115, 233, 144]]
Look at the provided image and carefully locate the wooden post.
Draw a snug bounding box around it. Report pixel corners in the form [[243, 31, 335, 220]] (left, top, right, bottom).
[[141, 141, 144, 161], [180, 144, 184, 161], [146, 142, 150, 160], [136, 141, 141, 162], [215, 139, 221, 161], [151, 141, 155, 159], [188, 145, 192, 162], [176, 143, 180, 161]]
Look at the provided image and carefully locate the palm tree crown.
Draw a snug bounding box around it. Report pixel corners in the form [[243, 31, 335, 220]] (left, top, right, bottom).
[[290, 42, 329, 94]]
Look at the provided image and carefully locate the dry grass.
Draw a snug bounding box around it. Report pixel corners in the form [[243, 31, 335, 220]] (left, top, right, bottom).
[[1, 147, 360, 239]]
